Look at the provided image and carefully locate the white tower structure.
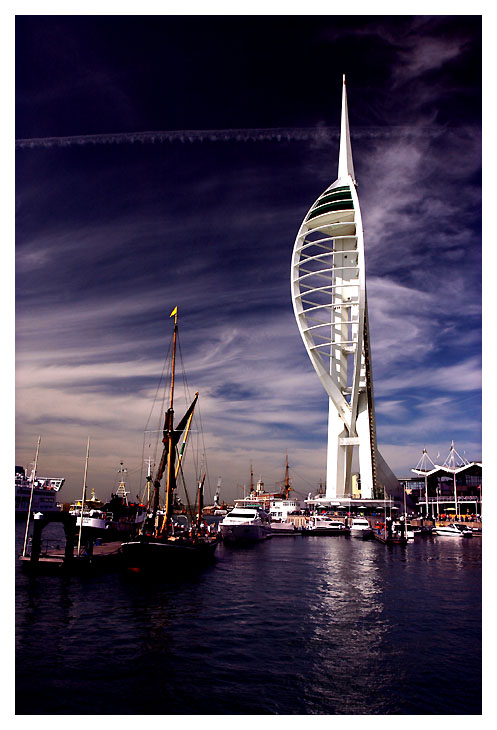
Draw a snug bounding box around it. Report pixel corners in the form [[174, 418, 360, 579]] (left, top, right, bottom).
[[291, 76, 399, 500]]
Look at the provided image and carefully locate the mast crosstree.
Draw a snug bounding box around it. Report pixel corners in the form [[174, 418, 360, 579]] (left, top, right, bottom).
[[291, 76, 398, 500]]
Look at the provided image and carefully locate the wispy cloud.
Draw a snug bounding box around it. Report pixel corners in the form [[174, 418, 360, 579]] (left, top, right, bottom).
[[394, 35, 469, 81], [375, 356, 481, 397]]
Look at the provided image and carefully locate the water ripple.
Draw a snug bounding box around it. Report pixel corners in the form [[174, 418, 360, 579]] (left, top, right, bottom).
[[16, 525, 481, 714]]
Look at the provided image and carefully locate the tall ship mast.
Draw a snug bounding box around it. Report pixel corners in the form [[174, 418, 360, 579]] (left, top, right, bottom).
[[291, 77, 399, 502], [121, 307, 219, 568]]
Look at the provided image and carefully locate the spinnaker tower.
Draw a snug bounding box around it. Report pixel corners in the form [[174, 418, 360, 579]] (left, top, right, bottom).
[[291, 76, 399, 501]]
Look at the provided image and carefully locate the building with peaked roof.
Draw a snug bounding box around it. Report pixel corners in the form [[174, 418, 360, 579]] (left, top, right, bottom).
[[399, 442, 482, 517]]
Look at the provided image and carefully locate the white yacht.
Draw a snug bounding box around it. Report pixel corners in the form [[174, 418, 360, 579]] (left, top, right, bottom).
[[433, 523, 473, 538], [219, 505, 272, 542], [350, 517, 373, 538], [270, 521, 300, 535]]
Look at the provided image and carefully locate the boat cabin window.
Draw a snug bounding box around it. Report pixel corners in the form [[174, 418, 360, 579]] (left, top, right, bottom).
[[228, 511, 257, 519]]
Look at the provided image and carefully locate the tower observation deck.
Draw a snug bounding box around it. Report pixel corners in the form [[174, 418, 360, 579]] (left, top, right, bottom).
[[291, 76, 400, 500]]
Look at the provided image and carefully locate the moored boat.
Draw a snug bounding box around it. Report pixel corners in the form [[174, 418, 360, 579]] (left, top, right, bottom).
[[268, 497, 304, 523], [270, 521, 301, 535], [219, 503, 272, 543], [120, 307, 220, 570], [69, 487, 109, 536], [303, 514, 350, 535], [69, 467, 147, 540], [350, 517, 373, 539], [433, 523, 473, 538], [15, 464, 64, 514]]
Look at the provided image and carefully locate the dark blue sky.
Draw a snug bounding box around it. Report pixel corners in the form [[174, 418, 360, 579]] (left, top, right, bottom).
[[15, 15, 481, 502]]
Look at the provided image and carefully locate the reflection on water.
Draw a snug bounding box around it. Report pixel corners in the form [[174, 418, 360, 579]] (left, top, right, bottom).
[[302, 540, 389, 713], [15, 522, 481, 715]]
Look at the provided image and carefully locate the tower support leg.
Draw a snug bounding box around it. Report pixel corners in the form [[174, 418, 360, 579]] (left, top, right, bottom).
[[326, 400, 350, 499], [356, 391, 374, 498]]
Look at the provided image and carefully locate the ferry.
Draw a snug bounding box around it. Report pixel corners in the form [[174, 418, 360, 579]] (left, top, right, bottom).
[[15, 465, 64, 513], [268, 497, 304, 522]]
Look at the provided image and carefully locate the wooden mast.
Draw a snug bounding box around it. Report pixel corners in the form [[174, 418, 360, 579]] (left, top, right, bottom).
[[159, 393, 197, 535], [283, 452, 291, 498], [163, 306, 178, 532], [196, 472, 206, 531]]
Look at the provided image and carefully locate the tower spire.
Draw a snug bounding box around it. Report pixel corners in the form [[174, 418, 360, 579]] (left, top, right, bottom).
[[338, 75, 356, 184]]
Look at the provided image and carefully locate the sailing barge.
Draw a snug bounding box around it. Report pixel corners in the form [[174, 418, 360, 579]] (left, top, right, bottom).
[[121, 307, 219, 570]]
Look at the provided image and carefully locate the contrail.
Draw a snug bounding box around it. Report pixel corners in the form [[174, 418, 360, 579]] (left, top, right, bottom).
[[14, 125, 459, 150], [15, 128, 330, 149]]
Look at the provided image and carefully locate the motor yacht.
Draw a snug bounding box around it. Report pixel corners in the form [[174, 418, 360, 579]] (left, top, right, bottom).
[[219, 505, 272, 542], [350, 517, 373, 539], [270, 521, 300, 535], [304, 515, 350, 535], [433, 523, 473, 538]]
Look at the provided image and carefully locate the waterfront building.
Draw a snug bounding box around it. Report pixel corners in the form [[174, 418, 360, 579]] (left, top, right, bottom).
[[291, 77, 402, 505], [404, 442, 482, 518]]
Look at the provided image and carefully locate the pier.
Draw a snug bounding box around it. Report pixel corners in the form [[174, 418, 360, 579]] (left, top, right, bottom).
[[19, 539, 124, 573], [19, 510, 124, 573]]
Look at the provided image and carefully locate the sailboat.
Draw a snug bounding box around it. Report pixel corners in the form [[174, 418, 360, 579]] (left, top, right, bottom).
[[121, 307, 219, 569]]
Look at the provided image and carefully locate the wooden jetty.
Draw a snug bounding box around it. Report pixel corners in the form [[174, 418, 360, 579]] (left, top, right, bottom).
[[19, 540, 124, 574], [373, 517, 408, 545], [19, 511, 124, 574]]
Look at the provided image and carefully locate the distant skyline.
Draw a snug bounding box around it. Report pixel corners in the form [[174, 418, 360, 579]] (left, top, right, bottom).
[[15, 15, 481, 504]]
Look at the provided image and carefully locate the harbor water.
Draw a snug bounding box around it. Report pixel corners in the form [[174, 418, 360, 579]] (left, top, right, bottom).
[[15, 519, 481, 715]]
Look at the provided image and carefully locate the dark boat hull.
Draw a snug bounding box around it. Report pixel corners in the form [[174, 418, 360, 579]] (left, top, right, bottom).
[[121, 535, 219, 570], [373, 532, 408, 545], [303, 528, 350, 536]]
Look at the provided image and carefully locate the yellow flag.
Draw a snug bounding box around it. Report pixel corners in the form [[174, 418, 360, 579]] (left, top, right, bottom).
[[170, 306, 178, 318]]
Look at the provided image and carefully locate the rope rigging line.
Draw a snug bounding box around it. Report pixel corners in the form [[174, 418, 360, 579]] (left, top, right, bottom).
[[137, 335, 174, 493], [176, 334, 212, 502]]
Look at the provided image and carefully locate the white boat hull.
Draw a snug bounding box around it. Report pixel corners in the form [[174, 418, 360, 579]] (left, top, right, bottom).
[[75, 515, 110, 531], [434, 531, 471, 538], [433, 525, 473, 538], [270, 522, 300, 535], [350, 527, 373, 539]]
